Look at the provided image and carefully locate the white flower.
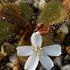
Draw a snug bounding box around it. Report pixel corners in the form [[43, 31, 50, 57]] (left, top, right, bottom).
[[17, 32, 61, 70]]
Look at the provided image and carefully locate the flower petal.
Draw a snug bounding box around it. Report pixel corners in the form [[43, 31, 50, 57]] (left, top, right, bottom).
[[16, 46, 34, 56], [31, 32, 42, 48], [42, 44, 61, 56], [24, 54, 39, 70], [40, 55, 54, 70]]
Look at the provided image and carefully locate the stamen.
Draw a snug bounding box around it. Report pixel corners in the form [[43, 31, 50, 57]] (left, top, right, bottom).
[[34, 47, 42, 56]]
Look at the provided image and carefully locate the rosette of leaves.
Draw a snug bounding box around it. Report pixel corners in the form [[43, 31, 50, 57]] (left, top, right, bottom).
[[19, 2, 33, 21], [0, 20, 16, 44], [0, 3, 27, 32], [38, 0, 67, 26]]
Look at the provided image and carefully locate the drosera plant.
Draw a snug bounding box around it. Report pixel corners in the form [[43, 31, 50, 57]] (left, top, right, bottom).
[[18, 2, 33, 21], [0, 20, 16, 44], [17, 32, 61, 70], [38, 0, 67, 26]]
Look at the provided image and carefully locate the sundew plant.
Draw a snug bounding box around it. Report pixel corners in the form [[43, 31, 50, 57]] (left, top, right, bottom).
[[0, 0, 70, 70]]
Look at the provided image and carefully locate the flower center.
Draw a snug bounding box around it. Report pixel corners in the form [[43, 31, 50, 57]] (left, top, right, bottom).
[[34, 47, 42, 56]]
